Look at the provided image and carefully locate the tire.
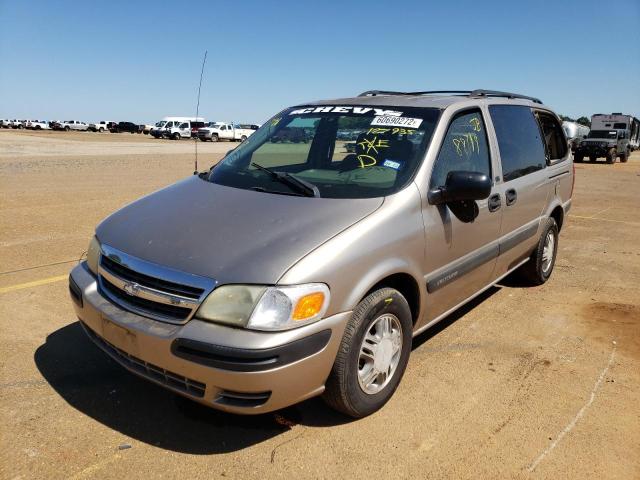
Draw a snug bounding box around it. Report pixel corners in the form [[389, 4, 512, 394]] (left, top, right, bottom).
[[574, 154, 583, 163], [589, 155, 596, 162], [323, 287, 413, 418], [35, 126, 41, 130], [606, 148, 616, 164], [240, 135, 247, 142], [64, 126, 70, 132], [517, 217, 559, 286], [211, 134, 219, 142], [620, 149, 629, 163], [199, 137, 207, 142], [99, 128, 104, 133], [172, 133, 181, 140]]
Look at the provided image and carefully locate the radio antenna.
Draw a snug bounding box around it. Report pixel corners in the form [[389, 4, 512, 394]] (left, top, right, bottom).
[[194, 50, 208, 174]]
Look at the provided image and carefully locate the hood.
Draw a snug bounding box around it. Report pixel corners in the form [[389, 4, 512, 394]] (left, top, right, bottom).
[[96, 176, 383, 284]]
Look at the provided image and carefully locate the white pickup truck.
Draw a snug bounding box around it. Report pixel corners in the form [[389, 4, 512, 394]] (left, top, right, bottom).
[[197, 122, 258, 142], [88, 121, 114, 132], [53, 120, 89, 131]]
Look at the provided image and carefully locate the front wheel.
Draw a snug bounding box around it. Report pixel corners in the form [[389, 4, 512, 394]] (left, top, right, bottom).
[[64, 126, 70, 131], [98, 128, 104, 133], [606, 148, 616, 164], [620, 149, 629, 163], [517, 217, 559, 285], [323, 287, 412, 418]]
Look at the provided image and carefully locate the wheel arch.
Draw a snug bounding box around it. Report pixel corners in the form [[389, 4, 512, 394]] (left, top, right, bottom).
[[550, 205, 564, 232], [362, 272, 421, 327]]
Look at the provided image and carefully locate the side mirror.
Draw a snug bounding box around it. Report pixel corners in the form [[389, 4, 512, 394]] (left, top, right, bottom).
[[428, 171, 492, 205]]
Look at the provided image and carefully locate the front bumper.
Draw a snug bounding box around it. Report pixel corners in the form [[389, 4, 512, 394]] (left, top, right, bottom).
[[69, 262, 349, 414], [576, 144, 610, 156]]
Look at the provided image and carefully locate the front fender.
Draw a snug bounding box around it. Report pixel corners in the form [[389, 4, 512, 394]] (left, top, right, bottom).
[[279, 184, 426, 321]]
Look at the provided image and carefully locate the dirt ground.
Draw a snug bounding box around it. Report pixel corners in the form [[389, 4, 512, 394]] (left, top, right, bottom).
[[0, 130, 638, 479]]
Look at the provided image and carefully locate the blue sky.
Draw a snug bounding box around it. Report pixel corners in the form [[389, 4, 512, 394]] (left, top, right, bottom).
[[1, 0, 638, 123]]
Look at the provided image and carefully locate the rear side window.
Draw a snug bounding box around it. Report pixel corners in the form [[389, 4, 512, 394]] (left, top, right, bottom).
[[429, 110, 491, 189], [489, 105, 545, 182], [536, 112, 567, 162]]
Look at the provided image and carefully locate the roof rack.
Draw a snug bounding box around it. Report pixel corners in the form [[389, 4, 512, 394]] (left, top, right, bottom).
[[358, 89, 542, 104]]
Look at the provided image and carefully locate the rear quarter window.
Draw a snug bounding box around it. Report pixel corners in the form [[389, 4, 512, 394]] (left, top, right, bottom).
[[488, 105, 546, 182], [536, 111, 568, 162]]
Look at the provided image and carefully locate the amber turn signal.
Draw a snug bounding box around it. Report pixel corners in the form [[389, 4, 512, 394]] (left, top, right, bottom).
[[292, 292, 325, 320]]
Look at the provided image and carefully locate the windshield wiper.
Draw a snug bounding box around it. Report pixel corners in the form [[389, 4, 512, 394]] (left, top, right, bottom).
[[251, 162, 320, 198]]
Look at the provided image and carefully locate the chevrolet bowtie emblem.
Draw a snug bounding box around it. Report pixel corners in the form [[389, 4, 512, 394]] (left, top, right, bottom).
[[123, 282, 140, 296]]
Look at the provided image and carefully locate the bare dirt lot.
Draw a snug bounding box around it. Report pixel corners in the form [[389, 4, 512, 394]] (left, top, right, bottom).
[[1, 130, 639, 479]]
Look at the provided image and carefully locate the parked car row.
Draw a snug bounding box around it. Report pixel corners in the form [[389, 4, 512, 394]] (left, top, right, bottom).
[[1, 119, 51, 129], [148, 116, 260, 141], [1, 119, 160, 134], [2, 117, 261, 142]]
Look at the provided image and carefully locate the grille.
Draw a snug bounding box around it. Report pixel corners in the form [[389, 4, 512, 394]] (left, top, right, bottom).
[[101, 255, 204, 299], [96, 245, 215, 325], [82, 322, 206, 398], [101, 276, 192, 320]]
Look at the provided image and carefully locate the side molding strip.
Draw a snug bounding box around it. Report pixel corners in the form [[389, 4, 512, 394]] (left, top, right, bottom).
[[425, 221, 540, 294], [426, 244, 499, 293], [499, 222, 539, 254]]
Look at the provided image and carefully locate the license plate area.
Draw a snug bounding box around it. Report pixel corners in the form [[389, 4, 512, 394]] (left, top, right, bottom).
[[101, 317, 139, 355]]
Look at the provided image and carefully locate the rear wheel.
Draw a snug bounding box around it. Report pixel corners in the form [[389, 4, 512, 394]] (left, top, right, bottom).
[[64, 126, 70, 132], [323, 287, 412, 418], [574, 154, 583, 162], [606, 148, 616, 164], [211, 134, 219, 142], [517, 217, 559, 286], [98, 127, 104, 133], [589, 155, 596, 162], [240, 135, 247, 142], [172, 133, 181, 140]]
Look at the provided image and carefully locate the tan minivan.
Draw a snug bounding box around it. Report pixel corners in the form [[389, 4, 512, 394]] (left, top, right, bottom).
[[69, 89, 573, 417]]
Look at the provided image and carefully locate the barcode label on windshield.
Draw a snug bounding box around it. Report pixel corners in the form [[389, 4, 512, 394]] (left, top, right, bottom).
[[371, 115, 423, 128]]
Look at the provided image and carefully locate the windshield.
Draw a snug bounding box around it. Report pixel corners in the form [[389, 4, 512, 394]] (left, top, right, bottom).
[[208, 105, 440, 199], [588, 130, 617, 139]]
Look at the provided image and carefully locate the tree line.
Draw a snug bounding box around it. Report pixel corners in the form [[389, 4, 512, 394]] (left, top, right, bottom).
[[559, 115, 590, 126]]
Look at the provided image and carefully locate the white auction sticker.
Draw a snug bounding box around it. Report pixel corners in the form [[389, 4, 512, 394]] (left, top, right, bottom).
[[371, 115, 423, 128]]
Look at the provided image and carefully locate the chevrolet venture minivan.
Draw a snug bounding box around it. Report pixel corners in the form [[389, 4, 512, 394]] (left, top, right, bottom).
[[69, 89, 573, 418]]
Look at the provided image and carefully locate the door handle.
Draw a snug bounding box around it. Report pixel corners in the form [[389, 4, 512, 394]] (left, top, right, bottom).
[[488, 194, 501, 212], [506, 188, 517, 206]]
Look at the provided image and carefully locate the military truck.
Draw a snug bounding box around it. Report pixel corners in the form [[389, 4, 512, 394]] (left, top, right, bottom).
[[574, 113, 640, 163]]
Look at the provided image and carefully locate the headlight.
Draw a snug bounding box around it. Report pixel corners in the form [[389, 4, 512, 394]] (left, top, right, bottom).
[[195, 283, 330, 331], [86, 236, 101, 275]]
